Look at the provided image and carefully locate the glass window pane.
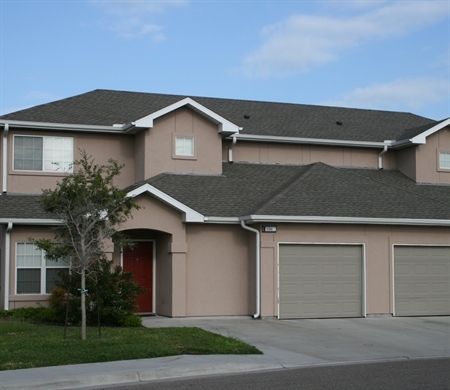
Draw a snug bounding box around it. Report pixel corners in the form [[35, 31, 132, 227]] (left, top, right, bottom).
[[14, 136, 43, 171], [17, 269, 41, 294], [17, 243, 42, 267], [439, 152, 450, 169], [45, 255, 71, 267], [43, 137, 73, 172], [175, 136, 194, 156], [46, 268, 69, 293]]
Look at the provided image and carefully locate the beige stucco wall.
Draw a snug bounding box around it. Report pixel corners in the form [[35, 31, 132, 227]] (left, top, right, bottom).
[[0, 224, 6, 309], [140, 107, 223, 180], [396, 146, 416, 181], [259, 223, 450, 317], [76, 133, 136, 189], [397, 127, 450, 184], [184, 224, 255, 316], [6, 129, 136, 194], [416, 127, 450, 184], [223, 141, 397, 169]]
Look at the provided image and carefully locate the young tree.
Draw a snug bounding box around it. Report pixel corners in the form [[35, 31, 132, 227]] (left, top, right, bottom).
[[32, 151, 140, 340]]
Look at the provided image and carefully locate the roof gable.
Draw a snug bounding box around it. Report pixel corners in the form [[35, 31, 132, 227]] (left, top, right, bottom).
[[133, 97, 241, 135]]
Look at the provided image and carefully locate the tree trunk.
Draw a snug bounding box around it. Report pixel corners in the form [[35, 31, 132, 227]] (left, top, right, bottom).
[[81, 268, 87, 340], [63, 275, 71, 339]]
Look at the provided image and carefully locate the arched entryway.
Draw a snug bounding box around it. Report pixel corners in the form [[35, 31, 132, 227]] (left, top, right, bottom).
[[116, 228, 174, 315]]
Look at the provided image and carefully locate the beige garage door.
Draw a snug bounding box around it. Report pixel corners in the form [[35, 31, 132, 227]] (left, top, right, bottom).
[[279, 244, 362, 319], [394, 246, 450, 316]]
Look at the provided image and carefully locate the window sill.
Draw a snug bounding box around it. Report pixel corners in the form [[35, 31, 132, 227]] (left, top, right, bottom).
[[10, 170, 69, 177], [172, 155, 197, 161]]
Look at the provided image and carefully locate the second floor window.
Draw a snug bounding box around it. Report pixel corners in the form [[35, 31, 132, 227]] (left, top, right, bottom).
[[439, 152, 450, 170], [14, 135, 73, 172], [175, 136, 194, 157]]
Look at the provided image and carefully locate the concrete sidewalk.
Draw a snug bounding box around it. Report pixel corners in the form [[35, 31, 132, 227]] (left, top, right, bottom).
[[1, 316, 449, 390]]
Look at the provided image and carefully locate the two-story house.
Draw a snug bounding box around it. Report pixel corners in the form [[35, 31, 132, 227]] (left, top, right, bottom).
[[0, 89, 449, 319]]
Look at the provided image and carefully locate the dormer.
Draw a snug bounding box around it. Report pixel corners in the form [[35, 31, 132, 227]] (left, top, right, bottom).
[[132, 98, 241, 181], [396, 119, 450, 185]]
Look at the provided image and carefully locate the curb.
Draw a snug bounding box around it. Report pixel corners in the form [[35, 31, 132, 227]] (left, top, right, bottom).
[[0, 362, 282, 390]]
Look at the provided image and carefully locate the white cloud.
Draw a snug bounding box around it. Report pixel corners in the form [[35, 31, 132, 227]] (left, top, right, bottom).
[[322, 77, 449, 113], [92, 0, 188, 40], [239, 1, 448, 78]]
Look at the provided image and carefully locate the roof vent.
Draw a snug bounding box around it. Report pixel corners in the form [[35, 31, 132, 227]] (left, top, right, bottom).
[[244, 115, 250, 119], [336, 121, 343, 126]]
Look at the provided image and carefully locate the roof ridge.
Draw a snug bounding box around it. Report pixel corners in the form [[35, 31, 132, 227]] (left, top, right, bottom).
[[249, 163, 319, 215], [337, 167, 450, 206]]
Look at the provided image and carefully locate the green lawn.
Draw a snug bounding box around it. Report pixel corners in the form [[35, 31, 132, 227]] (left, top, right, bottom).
[[0, 319, 262, 370]]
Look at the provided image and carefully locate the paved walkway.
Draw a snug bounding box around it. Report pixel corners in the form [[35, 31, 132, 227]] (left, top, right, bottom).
[[0, 316, 449, 390]]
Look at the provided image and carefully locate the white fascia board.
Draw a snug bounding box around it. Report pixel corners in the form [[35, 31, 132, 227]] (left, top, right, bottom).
[[1, 120, 129, 134], [241, 215, 450, 227], [232, 134, 391, 148], [133, 98, 241, 134], [408, 118, 450, 145], [127, 183, 205, 223], [203, 216, 240, 224], [0, 219, 61, 225]]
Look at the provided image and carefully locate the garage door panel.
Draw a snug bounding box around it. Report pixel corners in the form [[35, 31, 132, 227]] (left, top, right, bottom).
[[394, 246, 450, 316], [279, 244, 362, 319]]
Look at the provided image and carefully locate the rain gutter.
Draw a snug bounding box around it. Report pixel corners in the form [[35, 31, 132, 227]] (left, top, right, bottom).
[[241, 215, 450, 226], [2, 123, 9, 193], [240, 220, 260, 319], [4, 222, 12, 310]]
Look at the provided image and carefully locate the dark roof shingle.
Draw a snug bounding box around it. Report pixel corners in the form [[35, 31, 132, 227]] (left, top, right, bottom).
[[2, 163, 449, 222], [0, 89, 439, 143]]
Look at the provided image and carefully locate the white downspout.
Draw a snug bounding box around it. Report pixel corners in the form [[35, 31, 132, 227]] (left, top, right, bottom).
[[240, 220, 260, 319], [378, 144, 389, 170], [228, 136, 237, 163], [2, 123, 9, 193], [4, 222, 13, 310]]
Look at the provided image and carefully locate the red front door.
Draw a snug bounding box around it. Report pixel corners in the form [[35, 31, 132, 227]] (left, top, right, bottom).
[[123, 242, 153, 313]]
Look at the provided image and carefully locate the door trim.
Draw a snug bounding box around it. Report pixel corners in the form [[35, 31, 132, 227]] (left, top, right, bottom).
[[121, 239, 156, 314]]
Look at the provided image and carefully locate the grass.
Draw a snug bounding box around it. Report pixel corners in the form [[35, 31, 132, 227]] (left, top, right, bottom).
[[0, 319, 262, 371]]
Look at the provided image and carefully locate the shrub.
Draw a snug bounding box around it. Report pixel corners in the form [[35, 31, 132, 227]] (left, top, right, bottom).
[[118, 314, 142, 327], [53, 259, 146, 326], [0, 307, 61, 323]]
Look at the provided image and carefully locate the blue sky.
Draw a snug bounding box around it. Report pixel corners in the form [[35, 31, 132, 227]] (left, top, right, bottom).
[[1, 0, 449, 120]]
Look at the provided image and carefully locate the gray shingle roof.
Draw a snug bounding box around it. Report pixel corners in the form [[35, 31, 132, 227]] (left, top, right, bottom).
[[2, 163, 449, 222], [0, 194, 54, 219], [133, 163, 450, 221], [0, 89, 439, 143]]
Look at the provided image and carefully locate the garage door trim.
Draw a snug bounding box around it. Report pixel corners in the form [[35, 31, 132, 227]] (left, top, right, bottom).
[[277, 242, 366, 319]]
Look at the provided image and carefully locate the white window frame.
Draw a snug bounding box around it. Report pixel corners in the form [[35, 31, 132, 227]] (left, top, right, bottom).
[[438, 151, 450, 170], [15, 243, 70, 295], [174, 135, 195, 158], [13, 135, 74, 172]]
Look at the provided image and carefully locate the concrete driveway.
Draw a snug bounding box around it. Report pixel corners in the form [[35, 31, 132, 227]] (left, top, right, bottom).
[[142, 316, 450, 367]]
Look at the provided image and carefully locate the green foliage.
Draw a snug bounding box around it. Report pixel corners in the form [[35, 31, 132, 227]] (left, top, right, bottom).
[[30, 151, 140, 339], [118, 314, 142, 327], [51, 258, 146, 326], [32, 151, 140, 271], [48, 286, 67, 309], [0, 307, 61, 323]]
